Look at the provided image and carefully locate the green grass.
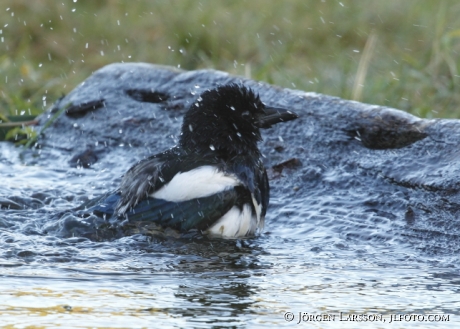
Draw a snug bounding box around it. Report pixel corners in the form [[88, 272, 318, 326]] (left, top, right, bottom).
[[1, 0, 460, 141]]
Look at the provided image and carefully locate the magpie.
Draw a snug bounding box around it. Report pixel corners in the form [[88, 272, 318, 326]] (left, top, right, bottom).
[[85, 84, 298, 238]]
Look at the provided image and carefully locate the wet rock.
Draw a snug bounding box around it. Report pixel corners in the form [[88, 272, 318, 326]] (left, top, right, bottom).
[[346, 108, 428, 149], [125, 89, 169, 103], [65, 99, 106, 118], [68, 147, 99, 168], [0, 197, 23, 210], [272, 158, 302, 172], [22, 62, 460, 253], [268, 158, 302, 179]]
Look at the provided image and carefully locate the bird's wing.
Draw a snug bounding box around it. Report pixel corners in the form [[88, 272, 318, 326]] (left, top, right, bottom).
[[83, 152, 265, 235], [87, 187, 241, 233], [229, 155, 269, 217], [115, 149, 174, 214], [125, 188, 240, 231], [115, 148, 225, 214]]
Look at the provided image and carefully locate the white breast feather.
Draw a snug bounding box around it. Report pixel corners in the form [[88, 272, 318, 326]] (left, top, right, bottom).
[[207, 204, 256, 238], [151, 165, 240, 202]]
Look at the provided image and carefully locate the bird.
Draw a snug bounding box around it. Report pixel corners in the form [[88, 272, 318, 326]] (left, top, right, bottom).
[[83, 84, 298, 238]]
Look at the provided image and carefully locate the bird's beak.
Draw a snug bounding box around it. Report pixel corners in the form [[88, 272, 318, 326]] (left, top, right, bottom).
[[257, 107, 299, 129]]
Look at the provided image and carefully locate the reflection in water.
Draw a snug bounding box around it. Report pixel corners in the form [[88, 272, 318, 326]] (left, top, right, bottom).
[[0, 233, 266, 327]]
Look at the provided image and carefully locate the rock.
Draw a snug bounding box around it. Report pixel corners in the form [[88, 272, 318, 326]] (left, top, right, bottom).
[[24, 62, 460, 253]]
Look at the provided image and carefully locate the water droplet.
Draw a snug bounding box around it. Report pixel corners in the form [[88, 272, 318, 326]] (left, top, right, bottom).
[[71, 8, 76, 12], [20, 110, 25, 115], [188, 124, 193, 132], [230, 106, 235, 111], [38, 63, 42, 67], [209, 145, 215, 151]]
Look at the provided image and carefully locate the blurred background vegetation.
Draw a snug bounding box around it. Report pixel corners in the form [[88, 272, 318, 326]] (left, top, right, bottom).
[[1, 0, 460, 142]]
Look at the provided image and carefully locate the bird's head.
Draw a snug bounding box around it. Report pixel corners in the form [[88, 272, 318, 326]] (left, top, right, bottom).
[[179, 84, 298, 157]]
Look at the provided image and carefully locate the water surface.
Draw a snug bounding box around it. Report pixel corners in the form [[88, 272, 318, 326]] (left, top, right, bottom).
[[1, 142, 458, 328]]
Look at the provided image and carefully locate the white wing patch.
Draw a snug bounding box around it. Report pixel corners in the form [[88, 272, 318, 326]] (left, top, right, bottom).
[[151, 165, 240, 202]]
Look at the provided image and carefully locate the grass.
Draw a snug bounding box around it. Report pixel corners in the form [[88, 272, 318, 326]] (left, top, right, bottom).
[[1, 0, 460, 142]]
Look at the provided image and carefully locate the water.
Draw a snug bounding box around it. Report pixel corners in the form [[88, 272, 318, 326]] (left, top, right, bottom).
[[0, 142, 458, 328]]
